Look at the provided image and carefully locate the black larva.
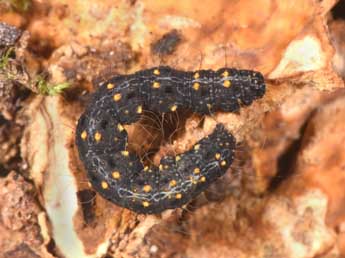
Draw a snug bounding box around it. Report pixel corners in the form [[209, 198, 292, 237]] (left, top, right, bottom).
[[76, 66, 265, 214]]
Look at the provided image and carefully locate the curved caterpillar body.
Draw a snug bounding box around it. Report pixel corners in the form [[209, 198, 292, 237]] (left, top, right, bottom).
[[76, 66, 265, 214]]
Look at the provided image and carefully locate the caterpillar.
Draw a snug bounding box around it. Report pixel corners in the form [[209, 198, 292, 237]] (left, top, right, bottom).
[[75, 66, 265, 214]]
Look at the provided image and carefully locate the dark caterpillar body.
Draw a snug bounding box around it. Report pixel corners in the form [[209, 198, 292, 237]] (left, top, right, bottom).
[[76, 66, 265, 214]]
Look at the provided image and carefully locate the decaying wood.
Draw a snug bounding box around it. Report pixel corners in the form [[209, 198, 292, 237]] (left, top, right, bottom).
[[0, 0, 345, 257]]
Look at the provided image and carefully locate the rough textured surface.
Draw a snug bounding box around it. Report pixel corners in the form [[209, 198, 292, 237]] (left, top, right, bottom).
[[0, 0, 345, 258], [0, 171, 53, 258], [0, 22, 29, 176], [0, 22, 21, 47], [0, 22, 25, 120], [330, 19, 345, 78]]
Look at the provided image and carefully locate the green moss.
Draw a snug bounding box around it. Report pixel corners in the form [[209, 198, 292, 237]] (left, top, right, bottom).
[[36, 76, 70, 96], [0, 0, 31, 12], [0, 47, 14, 70], [1, 45, 69, 96]]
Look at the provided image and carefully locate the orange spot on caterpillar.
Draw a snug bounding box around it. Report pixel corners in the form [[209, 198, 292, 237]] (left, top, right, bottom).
[[143, 185, 152, 192], [101, 181, 108, 189], [94, 132, 102, 142], [142, 201, 150, 207], [112, 171, 121, 179], [81, 130, 87, 140], [107, 83, 115, 89], [114, 93, 122, 101]]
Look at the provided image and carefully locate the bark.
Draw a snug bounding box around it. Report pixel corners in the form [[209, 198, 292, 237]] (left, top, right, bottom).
[[0, 0, 345, 257]]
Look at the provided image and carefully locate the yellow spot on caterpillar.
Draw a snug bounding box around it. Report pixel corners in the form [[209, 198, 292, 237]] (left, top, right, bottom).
[[113, 93, 122, 102], [152, 81, 160, 89], [223, 80, 231, 88], [144, 166, 149, 171], [107, 83, 115, 89], [215, 153, 221, 160], [220, 160, 227, 166], [175, 156, 181, 162], [112, 171, 121, 179], [222, 70, 229, 77], [175, 193, 182, 199], [143, 185, 152, 193], [124, 110, 129, 114], [137, 105, 143, 114], [207, 103, 212, 109], [193, 167, 200, 174], [193, 72, 200, 79], [81, 130, 87, 140], [117, 124, 124, 132], [121, 151, 129, 157], [153, 69, 160, 75], [193, 82, 200, 91], [194, 144, 200, 151], [159, 164, 163, 171], [94, 132, 102, 142], [142, 201, 150, 207], [169, 180, 177, 187], [170, 105, 177, 112], [164, 165, 169, 169], [101, 181, 108, 189], [200, 176, 206, 182], [190, 176, 197, 184]]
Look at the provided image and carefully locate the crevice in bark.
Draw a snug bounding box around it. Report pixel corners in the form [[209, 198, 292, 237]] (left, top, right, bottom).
[[331, 0, 345, 20], [268, 114, 311, 191]]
